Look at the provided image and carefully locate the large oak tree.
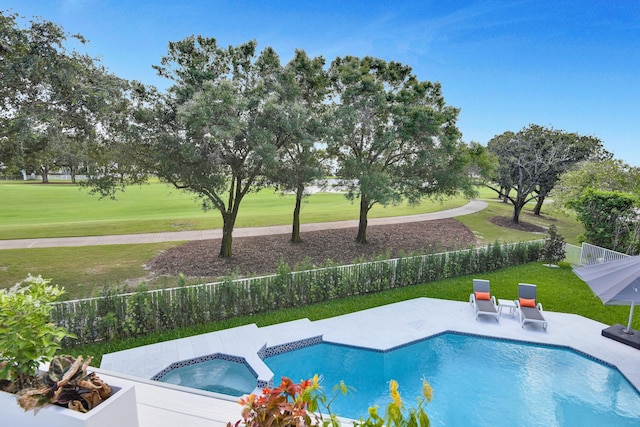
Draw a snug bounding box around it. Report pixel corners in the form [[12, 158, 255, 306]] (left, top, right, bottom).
[[327, 56, 474, 243], [0, 11, 129, 182], [146, 37, 286, 257], [487, 124, 602, 223]]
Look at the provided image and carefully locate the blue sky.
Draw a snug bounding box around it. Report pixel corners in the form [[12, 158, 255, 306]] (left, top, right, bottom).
[[4, 0, 640, 165]]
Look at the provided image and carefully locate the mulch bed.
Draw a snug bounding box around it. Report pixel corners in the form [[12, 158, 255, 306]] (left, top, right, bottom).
[[146, 218, 477, 279], [488, 216, 547, 233]]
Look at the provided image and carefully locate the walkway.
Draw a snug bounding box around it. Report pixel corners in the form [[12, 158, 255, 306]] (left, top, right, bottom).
[[0, 200, 487, 249]]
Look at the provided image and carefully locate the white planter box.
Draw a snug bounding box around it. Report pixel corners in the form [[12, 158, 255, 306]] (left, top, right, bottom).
[[1, 382, 139, 427]]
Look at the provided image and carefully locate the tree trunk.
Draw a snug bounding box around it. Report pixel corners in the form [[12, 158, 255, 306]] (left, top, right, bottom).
[[502, 187, 510, 203], [219, 213, 236, 258], [355, 197, 369, 244], [512, 202, 524, 224], [291, 185, 303, 243], [40, 166, 49, 183], [70, 166, 77, 184], [533, 195, 545, 216]]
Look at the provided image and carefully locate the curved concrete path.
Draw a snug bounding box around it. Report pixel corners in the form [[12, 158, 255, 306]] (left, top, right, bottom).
[[0, 200, 487, 250]]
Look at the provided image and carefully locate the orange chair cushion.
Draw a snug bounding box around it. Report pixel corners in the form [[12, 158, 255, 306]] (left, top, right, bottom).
[[475, 291, 491, 301], [519, 298, 536, 308]]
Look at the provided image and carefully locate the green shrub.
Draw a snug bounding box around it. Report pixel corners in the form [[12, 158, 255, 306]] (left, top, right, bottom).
[[53, 241, 543, 345], [539, 224, 566, 265], [0, 275, 75, 390]]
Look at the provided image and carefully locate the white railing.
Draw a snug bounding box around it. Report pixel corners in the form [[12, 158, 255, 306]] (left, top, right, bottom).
[[54, 240, 544, 312], [579, 242, 629, 266], [51, 240, 546, 344]]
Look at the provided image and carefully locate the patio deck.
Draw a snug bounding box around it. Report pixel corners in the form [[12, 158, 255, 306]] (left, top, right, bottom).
[[99, 297, 640, 427]]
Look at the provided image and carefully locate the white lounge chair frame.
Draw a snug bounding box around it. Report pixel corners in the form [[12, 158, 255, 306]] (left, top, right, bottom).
[[469, 279, 499, 322], [514, 283, 547, 330]]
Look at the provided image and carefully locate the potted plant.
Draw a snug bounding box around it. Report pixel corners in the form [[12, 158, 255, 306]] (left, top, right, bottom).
[[0, 275, 139, 427]]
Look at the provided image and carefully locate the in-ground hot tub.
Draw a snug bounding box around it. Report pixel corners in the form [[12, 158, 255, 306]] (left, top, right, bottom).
[[152, 353, 258, 397]]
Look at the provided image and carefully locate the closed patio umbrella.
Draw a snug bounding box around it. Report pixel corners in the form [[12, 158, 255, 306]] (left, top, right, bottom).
[[574, 256, 640, 348]]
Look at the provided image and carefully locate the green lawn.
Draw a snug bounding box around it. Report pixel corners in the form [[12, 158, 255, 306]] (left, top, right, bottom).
[[457, 196, 584, 245], [0, 181, 629, 367], [0, 243, 182, 299], [0, 182, 473, 297], [67, 262, 639, 364], [0, 183, 586, 299], [0, 182, 469, 239]]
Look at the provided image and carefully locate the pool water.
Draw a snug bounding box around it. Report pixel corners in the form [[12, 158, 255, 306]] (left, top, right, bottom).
[[156, 358, 256, 396], [263, 333, 640, 426]]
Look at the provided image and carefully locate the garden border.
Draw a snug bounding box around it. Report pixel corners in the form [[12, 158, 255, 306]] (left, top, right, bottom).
[[52, 240, 543, 345]]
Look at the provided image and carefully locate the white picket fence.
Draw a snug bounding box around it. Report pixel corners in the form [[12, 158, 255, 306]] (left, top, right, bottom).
[[52, 240, 544, 317]]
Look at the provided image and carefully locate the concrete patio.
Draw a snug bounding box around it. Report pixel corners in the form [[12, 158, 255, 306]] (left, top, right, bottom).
[[99, 297, 640, 426]]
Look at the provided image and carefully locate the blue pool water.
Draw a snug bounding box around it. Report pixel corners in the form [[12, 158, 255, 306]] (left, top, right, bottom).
[[263, 333, 640, 426], [157, 358, 256, 396]]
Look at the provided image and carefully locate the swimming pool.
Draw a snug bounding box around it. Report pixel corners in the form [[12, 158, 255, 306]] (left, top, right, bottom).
[[263, 333, 640, 426]]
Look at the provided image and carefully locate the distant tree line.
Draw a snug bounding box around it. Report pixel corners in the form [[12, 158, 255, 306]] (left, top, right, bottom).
[[483, 122, 640, 254], [1, 12, 480, 258], [3, 10, 638, 257], [0, 11, 130, 184]]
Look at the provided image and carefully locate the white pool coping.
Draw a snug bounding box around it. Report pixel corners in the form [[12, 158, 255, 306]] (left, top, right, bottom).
[[100, 297, 640, 427]]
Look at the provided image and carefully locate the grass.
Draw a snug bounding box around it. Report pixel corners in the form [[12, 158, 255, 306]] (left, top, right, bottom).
[[0, 183, 585, 298], [457, 197, 584, 245], [1, 182, 629, 367], [0, 181, 469, 239], [65, 262, 639, 365], [0, 182, 479, 297], [0, 243, 183, 299]]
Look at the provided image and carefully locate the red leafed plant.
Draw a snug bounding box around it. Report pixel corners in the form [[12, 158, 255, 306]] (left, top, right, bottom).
[[228, 375, 346, 427], [228, 375, 433, 427]]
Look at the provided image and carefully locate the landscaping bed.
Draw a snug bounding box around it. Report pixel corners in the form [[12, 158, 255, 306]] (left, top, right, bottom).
[[146, 218, 478, 278]]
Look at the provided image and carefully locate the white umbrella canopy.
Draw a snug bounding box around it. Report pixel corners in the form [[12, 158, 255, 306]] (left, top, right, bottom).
[[574, 255, 640, 334]]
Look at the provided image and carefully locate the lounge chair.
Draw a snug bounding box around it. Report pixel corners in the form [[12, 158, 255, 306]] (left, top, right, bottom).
[[469, 279, 499, 322], [514, 283, 547, 330]]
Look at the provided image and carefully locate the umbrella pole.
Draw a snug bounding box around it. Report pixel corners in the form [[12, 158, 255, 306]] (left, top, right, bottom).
[[624, 301, 636, 334]]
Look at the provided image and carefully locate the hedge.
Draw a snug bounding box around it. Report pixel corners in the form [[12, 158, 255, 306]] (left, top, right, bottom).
[[52, 240, 542, 345]]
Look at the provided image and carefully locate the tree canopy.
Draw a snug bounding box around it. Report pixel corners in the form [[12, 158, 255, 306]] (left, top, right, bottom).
[[0, 11, 130, 182], [549, 158, 640, 214], [263, 50, 330, 243], [327, 55, 475, 243], [486, 124, 603, 223], [141, 36, 290, 257], [89, 45, 475, 256]]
